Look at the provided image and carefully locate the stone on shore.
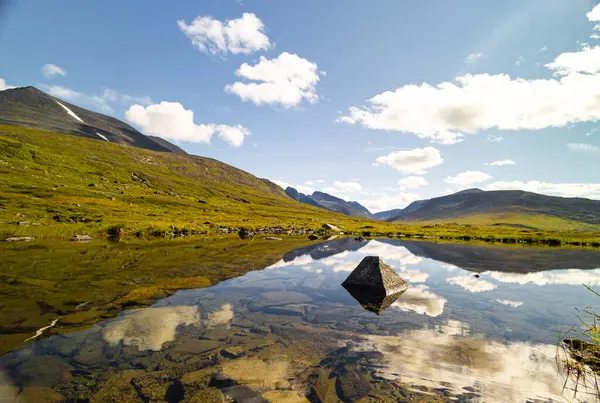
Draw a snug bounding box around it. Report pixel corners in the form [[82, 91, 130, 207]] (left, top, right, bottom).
[[72, 234, 93, 242], [4, 236, 34, 242]]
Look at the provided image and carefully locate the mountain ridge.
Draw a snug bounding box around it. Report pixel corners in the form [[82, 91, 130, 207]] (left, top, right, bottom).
[[0, 86, 183, 153]]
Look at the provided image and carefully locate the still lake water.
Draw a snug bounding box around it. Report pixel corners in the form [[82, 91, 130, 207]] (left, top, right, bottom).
[[2, 238, 600, 402]]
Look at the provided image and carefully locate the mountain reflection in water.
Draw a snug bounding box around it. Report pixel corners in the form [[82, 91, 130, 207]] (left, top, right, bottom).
[[1, 238, 600, 402]]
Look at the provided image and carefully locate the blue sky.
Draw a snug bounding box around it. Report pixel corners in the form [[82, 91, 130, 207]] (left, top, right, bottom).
[[1, 0, 599, 212]]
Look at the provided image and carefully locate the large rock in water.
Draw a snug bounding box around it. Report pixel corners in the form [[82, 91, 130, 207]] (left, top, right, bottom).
[[342, 256, 408, 296]]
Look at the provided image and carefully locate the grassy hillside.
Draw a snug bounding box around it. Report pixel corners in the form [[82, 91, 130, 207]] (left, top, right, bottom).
[[0, 124, 599, 247], [403, 212, 600, 232], [0, 124, 393, 239]]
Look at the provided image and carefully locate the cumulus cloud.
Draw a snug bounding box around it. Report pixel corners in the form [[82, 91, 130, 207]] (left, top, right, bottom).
[[546, 44, 600, 75], [444, 171, 492, 187], [338, 18, 600, 144], [496, 299, 523, 308], [375, 147, 443, 174], [567, 143, 600, 153], [358, 192, 420, 213], [488, 269, 600, 286], [359, 321, 585, 401], [447, 275, 497, 292], [485, 159, 516, 166], [465, 52, 484, 64], [126, 101, 250, 147], [398, 268, 429, 283], [225, 52, 321, 107], [398, 176, 428, 189], [102, 306, 200, 351], [177, 13, 270, 55], [391, 285, 446, 317], [41, 84, 152, 114], [487, 135, 503, 143], [0, 78, 15, 91], [485, 181, 600, 199], [324, 181, 362, 195], [358, 241, 422, 266], [41, 64, 67, 78]]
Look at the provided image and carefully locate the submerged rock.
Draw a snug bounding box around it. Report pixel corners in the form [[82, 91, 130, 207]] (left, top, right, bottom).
[[342, 256, 408, 296]]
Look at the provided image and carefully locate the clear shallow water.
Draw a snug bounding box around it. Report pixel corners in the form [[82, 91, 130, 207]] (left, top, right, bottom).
[[2, 238, 600, 402]]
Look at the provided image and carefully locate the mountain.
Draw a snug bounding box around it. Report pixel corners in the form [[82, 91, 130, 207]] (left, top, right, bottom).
[[0, 86, 180, 153], [373, 209, 404, 221], [388, 188, 600, 230], [284, 187, 376, 219], [147, 136, 187, 154]]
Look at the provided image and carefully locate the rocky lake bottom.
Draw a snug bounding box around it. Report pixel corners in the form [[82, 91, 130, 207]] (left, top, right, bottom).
[[2, 238, 600, 402]]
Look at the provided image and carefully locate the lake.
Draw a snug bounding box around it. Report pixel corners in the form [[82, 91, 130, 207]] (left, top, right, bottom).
[[2, 237, 600, 402]]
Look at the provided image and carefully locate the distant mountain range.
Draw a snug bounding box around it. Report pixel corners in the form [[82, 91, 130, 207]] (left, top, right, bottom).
[[285, 187, 380, 219], [284, 186, 600, 230], [0, 86, 185, 154]]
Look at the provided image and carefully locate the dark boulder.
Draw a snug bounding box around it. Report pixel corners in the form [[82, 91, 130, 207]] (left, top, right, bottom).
[[238, 228, 254, 239], [342, 256, 408, 296], [308, 234, 319, 241]]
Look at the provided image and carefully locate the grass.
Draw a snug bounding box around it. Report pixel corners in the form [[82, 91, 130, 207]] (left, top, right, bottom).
[[558, 285, 600, 399], [0, 124, 599, 247], [0, 235, 317, 355]]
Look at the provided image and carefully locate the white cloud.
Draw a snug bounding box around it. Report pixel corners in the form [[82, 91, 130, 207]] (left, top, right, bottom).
[[398, 268, 429, 283], [125, 101, 250, 147], [323, 181, 362, 194], [358, 321, 588, 401], [465, 52, 484, 64], [358, 192, 420, 213], [485, 159, 516, 166], [375, 147, 443, 174], [102, 306, 200, 351], [539, 45, 548, 52], [488, 269, 600, 286], [177, 13, 270, 55], [567, 143, 600, 153], [358, 241, 422, 266], [398, 176, 428, 190], [42, 84, 152, 114], [225, 52, 321, 107], [302, 266, 323, 274], [41, 64, 67, 78], [445, 171, 492, 187], [514, 56, 525, 66], [338, 42, 600, 142], [0, 78, 15, 91], [304, 180, 314, 185], [587, 4, 600, 22], [545, 44, 600, 75], [485, 181, 600, 199], [496, 299, 523, 308], [391, 285, 446, 317], [448, 275, 497, 292], [487, 135, 503, 143]]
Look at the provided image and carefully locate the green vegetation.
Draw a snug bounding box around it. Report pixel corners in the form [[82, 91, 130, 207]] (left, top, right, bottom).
[[559, 286, 600, 398], [0, 236, 315, 355], [1, 124, 599, 247]]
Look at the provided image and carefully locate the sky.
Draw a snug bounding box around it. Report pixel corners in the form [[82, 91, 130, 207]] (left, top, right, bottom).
[[1, 0, 600, 212]]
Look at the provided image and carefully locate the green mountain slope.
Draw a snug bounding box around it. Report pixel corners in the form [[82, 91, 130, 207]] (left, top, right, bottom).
[[0, 124, 379, 239]]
